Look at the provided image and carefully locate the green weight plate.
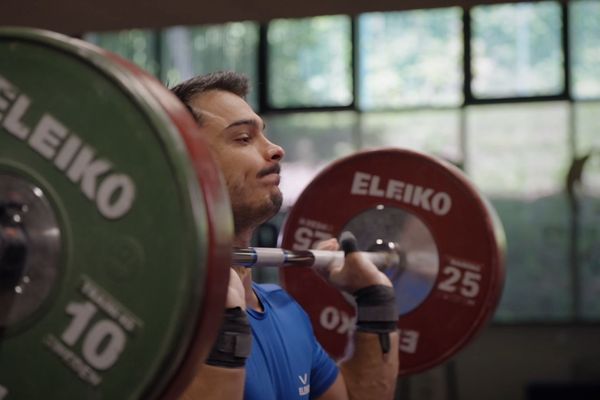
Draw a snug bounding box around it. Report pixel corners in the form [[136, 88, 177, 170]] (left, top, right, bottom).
[[0, 28, 230, 399], [101, 48, 233, 399]]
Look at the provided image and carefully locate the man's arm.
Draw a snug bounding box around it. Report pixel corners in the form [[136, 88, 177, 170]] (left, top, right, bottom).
[[180, 365, 245, 400], [180, 269, 248, 400], [339, 331, 399, 399], [314, 236, 400, 400]]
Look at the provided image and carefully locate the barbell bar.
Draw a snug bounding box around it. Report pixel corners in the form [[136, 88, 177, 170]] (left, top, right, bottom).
[[233, 245, 403, 269]]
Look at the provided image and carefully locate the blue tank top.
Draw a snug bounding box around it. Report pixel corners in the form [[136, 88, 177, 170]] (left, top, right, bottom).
[[244, 283, 339, 399]]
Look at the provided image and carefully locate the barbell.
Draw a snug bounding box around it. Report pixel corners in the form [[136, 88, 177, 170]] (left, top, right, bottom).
[[0, 27, 506, 399], [233, 246, 402, 269]]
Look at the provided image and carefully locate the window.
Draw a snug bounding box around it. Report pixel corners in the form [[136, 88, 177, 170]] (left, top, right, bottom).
[[84, 30, 160, 77], [574, 101, 600, 320], [466, 102, 571, 320], [267, 15, 353, 108], [466, 102, 570, 196], [471, 2, 564, 98], [575, 101, 600, 162], [265, 112, 358, 208], [570, 0, 600, 99], [161, 23, 259, 106], [359, 110, 462, 163], [579, 166, 600, 320], [358, 8, 463, 109]]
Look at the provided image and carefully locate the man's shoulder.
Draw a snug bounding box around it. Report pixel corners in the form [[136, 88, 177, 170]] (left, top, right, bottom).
[[254, 282, 284, 294], [253, 283, 301, 309]]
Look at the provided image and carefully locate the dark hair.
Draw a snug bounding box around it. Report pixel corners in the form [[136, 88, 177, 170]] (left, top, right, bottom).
[[170, 71, 250, 125]]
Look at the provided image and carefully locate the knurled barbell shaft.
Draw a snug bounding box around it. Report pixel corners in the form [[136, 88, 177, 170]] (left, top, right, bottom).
[[232, 247, 401, 269]]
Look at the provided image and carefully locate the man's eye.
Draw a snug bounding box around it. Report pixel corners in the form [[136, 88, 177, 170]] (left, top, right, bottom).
[[236, 135, 251, 143]]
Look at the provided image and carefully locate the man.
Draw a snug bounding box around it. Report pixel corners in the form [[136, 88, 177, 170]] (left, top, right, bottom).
[[171, 71, 399, 400]]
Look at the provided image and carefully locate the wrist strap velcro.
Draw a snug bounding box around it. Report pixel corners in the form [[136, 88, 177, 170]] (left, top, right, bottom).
[[354, 285, 398, 333], [354, 285, 397, 354], [206, 307, 252, 368]]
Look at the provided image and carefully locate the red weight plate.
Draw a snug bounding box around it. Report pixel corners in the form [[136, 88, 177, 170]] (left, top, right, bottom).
[[280, 148, 505, 376]]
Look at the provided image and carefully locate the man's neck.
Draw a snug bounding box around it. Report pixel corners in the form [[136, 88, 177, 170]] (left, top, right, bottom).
[[233, 231, 262, 312], [232, 228, 253, 248]]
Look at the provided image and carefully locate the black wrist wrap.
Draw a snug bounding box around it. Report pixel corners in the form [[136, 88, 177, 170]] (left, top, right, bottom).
[[205, 307, 252, 368], [354, 285, 398, 354]]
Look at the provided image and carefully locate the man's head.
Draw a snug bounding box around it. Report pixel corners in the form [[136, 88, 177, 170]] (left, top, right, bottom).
[[171, 71, 249, 126], [171, 72, 285, 241]]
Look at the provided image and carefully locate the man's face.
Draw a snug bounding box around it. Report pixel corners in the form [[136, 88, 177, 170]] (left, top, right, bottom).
[[190, 90, 285, 235]]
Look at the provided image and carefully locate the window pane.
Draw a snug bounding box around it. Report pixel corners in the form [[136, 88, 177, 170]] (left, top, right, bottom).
[[265, 112, 358, 207], [575, 101, 600, 162], [161, 23, 259, 108], [574, 101, 600, 320], [471, 2, 563, 98], [466, 102, 571, 321], [358, 8, 463, 109], [570, 0, 600, 99], [84, 30, 159, 77], [268, 16, 352, 108], [360, 110, 462, 164], [467, 103, 569, 196]]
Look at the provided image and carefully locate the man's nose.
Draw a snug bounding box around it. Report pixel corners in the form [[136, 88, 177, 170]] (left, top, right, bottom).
[[266, 140, 285, 162]]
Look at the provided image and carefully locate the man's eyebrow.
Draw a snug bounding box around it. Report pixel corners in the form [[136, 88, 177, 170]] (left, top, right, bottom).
[[188, 106, 204, 124], [226, 119, 267, 131]]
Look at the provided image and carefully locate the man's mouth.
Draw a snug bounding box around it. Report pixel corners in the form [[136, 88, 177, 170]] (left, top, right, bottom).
[[257, 164, 281, 186], [257, 164, 281, 179]]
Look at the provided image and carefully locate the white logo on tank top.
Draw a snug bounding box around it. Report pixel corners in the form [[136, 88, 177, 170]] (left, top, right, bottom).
[[298, 373, 310, 396]]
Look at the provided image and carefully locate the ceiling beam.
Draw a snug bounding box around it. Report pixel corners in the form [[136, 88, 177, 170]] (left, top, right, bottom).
[[1, 0, 535, 35]]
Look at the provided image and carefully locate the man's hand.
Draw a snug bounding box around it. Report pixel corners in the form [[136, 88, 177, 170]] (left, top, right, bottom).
[[315, 232, 399, 400], [314, 234, 392, 294]]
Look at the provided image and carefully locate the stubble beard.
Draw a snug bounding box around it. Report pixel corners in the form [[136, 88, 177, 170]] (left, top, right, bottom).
[[230, 187, 283, 237]]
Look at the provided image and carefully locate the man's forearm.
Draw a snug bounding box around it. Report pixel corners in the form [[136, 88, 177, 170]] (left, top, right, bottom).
[[339, 331, 399, 400], [180, 304, 251, 400], [180, 364, 245, 400]]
